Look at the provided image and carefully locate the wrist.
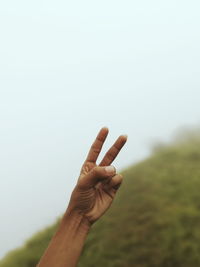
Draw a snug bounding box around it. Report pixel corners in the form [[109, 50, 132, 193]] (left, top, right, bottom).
[[63, 208, 92, 233]]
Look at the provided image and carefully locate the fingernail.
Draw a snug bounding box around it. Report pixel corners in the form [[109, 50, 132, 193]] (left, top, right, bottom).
[[105, 166, 115, 175], [102, 126, 109, 130]]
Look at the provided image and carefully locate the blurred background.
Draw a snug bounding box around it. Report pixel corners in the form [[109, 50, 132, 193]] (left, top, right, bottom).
[[1, 0, 200, 266]]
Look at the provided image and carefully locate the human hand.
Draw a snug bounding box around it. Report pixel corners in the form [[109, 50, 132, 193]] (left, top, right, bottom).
[[66, 127, 127, 226]]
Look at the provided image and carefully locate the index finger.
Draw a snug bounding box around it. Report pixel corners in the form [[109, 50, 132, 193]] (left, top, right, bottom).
[[84, 127, 109, 163]]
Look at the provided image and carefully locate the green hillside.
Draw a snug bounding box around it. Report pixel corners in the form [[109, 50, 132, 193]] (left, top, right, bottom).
[[2, 133, 200, 267]]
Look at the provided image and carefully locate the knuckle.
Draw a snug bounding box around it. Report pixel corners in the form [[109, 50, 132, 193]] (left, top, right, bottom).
[[113, 145, 119, 153], [92, 166, 99, 175], [117, 174, 123, 183], [91, 145, 101, 154], [106, 152, 113, 161]]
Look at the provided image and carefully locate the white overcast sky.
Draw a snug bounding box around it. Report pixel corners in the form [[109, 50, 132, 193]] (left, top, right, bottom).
[[1, 0, 200, 259]]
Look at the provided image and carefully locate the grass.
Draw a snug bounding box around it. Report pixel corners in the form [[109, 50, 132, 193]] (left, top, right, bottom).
[[1, 131, 200, 266]]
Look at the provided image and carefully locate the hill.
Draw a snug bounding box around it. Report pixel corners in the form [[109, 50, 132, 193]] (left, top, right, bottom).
[[1, 132, 200, 266]]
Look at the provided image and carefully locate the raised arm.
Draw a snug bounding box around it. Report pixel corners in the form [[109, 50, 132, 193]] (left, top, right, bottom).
[[37, 127, 127, 267]]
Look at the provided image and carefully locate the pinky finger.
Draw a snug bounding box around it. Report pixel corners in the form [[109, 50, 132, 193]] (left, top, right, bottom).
[[108, 174, 123, 191]]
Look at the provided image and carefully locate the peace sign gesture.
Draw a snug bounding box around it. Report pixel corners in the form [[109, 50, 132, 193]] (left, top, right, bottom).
[[67, 127, 127, 225]]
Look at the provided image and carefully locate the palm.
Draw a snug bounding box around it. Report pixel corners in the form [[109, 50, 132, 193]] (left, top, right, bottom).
[[78, 163, 113, 223], [75, 128, 127, 224]]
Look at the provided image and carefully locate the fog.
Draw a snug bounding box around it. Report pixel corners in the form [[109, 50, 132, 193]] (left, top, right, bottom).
[[0, 0, 200, 258]]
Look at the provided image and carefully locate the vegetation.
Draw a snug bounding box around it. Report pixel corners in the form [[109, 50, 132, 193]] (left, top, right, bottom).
[[1, 131, 200, 266]]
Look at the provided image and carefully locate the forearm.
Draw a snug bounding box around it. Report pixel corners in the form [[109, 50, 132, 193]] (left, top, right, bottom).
[[37, 210, 91, 267], [37, 128, 127, 266]]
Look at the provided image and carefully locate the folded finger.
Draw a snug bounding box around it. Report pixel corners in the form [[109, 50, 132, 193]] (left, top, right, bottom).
[[108, 174, 123, 190], [78, 165, 116, 190]]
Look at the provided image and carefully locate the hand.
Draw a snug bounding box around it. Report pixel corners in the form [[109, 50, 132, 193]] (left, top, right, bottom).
[[66, 127, 127, 226]]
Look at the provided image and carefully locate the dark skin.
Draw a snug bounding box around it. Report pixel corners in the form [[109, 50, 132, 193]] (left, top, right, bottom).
[[37, 127, 127, 267]]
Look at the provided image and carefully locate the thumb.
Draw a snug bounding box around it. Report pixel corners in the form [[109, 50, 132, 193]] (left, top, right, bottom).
[[78, 166, 116, 190]]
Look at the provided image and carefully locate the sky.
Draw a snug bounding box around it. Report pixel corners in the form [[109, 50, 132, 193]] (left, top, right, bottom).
[[1, 0, 200, 259]]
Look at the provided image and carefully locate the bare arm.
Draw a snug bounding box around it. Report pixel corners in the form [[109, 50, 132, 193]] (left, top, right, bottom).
[[37, 127, 127, 267]]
